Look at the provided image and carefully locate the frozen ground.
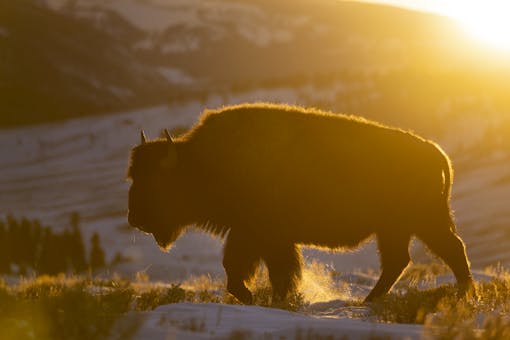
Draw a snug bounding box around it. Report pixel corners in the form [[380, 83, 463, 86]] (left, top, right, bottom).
[[1, 93, 509, 338], [135, 302, 423, 339]]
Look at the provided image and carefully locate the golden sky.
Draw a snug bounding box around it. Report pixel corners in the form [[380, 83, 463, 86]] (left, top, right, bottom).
[[357, 0, 510, 51]]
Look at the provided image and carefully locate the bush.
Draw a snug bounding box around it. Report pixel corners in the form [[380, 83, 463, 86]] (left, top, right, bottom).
[[136, 284, 187, 311], [370, 273, 510, 338], [369, 285, 459, 324], [0, 276, 137, 340]]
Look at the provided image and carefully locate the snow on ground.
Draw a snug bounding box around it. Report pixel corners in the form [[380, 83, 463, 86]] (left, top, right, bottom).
[[135, 302, 423, 339], [129, 270, 495, 339]]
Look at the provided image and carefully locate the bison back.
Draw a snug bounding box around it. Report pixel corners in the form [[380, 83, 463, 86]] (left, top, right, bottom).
[[183, 104, 448, 242]]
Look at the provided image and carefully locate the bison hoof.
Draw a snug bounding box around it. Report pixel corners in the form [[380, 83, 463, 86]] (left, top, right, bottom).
[[227, 284, 253, 305], [458, 279, 477, 300]]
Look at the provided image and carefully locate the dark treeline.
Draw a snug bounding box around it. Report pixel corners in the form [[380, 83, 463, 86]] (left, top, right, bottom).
[[0, 212, 106, 275]]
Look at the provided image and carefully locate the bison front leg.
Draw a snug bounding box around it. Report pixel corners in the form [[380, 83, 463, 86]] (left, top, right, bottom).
[[365, 234, 411, 302], [262, 242, 302, 304], [223, 230, 260, 304]]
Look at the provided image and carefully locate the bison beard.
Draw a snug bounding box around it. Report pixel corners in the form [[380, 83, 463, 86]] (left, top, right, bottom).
[[127, 103, 474, 304]]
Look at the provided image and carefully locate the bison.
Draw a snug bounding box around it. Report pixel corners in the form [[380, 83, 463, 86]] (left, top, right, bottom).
[[127, 103, 474, 304]]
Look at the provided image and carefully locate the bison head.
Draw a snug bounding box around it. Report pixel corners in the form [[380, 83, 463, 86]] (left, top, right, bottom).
[[127, 130, 188, 250]]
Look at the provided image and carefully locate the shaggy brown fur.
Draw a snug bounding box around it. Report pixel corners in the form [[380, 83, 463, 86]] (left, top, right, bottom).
[[127, 103, 474, 304]]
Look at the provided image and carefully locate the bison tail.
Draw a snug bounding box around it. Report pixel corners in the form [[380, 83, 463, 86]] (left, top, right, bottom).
[[439, 145, 453, 202], [434, 142, 455, 230]]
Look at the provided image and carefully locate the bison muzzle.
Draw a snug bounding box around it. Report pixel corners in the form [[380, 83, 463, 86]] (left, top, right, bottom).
[[127, 103, 474, 304]]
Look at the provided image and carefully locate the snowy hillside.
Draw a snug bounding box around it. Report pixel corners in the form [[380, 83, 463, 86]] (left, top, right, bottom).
[[0, 1, 169, 126], [1, 91, 510, 278], [5, 0, 510, 126]]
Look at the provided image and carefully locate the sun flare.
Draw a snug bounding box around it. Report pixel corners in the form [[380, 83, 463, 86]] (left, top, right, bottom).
[[443, 1, 510, 51]]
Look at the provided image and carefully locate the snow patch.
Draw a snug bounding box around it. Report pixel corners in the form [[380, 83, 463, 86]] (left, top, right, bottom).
[[135, 303, 424, 339], [132, 38, 154, 51], [55, 0, 203, 32], [158, 67, 196, 85], [108, 86, 134, 98], [237, 25, 293, 47], [160, 38, 201, 54]]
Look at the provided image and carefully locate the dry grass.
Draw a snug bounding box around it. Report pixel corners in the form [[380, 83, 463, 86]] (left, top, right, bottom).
[[0, 275, 138, 340], [3, 262, 510, 339], [369, 266, 510, 338]]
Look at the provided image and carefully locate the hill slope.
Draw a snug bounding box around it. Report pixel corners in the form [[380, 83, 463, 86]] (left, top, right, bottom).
[[3, 0, 509, 126]]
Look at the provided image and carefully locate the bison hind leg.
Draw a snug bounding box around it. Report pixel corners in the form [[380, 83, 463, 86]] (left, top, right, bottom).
[[417, 226, 474, 297], [223, 231, 260, 304], [262, 243, 302, 305], [365, 233, 411, 302]]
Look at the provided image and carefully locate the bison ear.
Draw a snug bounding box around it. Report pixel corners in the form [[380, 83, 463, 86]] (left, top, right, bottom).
[[140, 130, 147, 144]]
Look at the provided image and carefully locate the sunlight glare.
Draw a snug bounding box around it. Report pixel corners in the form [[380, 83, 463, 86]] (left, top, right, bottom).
[[443, 1, 510, 52]]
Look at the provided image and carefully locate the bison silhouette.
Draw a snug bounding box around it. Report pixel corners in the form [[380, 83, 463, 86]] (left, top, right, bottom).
[[127, 103, 474, 304]]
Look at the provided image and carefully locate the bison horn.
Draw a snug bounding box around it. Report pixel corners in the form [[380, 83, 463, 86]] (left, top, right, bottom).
[[140, 130, 147, 144], [160, 129, 177, 169], [164, 129, 173, 143]]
